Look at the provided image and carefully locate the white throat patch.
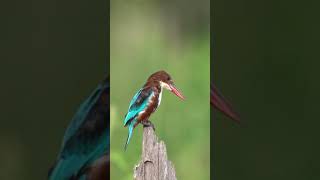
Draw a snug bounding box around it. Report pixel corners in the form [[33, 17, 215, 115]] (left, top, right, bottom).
[[159, 81, 171, 91], [158, 81, 171, 107], [158, 90, 162, 107]]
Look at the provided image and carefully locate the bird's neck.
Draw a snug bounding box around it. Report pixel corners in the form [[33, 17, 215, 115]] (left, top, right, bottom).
[[143, 81, 162, 107], [158, 87, 163, 107]]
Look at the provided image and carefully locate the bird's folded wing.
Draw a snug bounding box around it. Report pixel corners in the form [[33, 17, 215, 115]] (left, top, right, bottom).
[[124, 87, 154, 126], [49, 79, 109, 180]]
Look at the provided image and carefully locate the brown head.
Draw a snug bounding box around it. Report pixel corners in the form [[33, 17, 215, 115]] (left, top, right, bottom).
[[147, 70, 185, 100]]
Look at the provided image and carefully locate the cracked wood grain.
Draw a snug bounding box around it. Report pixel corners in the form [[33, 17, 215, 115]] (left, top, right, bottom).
[[134, 126, 177, 180]]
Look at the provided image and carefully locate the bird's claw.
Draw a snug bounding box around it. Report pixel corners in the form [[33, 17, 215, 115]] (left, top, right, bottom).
[[142, 120, 156, 131]]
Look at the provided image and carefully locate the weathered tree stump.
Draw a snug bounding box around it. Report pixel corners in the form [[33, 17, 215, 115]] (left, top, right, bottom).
[[133, 126, 177, 180]]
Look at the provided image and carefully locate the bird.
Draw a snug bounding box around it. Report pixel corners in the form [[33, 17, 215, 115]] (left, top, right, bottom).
[[211, 83, 240, 122], [123, 70, 185, 150], [48, 77, 110, 180]]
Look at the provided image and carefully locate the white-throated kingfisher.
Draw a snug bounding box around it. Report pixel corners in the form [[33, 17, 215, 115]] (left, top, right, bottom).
[[123, 70, 185, 150], [211, 83, 240, 122]]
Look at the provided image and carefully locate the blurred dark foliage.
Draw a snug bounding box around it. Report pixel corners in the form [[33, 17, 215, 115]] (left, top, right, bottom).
[[0, 0, 108, 179], [212, 0, 320, 179]]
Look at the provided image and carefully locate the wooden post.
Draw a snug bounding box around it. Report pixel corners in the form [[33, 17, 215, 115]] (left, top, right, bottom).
[[133, 126, 177, 180]]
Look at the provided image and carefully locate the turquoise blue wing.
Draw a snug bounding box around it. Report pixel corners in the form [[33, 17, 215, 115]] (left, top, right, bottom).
[[61, 84, 103, 149], [124, 87, 153, 126], [49, 78, 109, 180], [123, 89, 141, 126]]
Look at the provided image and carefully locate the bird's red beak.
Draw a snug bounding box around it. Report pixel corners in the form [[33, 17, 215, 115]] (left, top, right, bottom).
[[211, 84, 240, 122], [169, 84, 185, 100]]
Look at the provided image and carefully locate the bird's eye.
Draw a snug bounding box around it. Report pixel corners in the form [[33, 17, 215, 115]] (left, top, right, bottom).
[[167, 77, 170, 81]]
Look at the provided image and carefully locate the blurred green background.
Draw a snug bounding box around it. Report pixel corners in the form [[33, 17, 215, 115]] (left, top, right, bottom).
[[110, 0, 209, 179], [1, 0, 108, 179], [213, 0, 320, 179]]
